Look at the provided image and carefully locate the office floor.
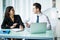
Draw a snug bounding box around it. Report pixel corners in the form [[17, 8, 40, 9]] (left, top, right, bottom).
[[57, 37, 60, 40], [0, 38, 7, 40]]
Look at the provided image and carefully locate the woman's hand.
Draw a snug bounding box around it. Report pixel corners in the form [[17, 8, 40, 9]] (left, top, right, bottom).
[[19, 25, 24, 30], [10, 26, 15, 29], [10, 23, 17, 29], [13, 23, 17, 26]]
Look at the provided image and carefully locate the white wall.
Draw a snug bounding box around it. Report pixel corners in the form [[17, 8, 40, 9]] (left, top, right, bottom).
[[0, 0, 3, 29], [56, 0, 60, 38]]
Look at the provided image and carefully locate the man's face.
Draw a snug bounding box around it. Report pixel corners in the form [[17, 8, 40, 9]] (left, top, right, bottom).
[[33, 6, 40, 14]]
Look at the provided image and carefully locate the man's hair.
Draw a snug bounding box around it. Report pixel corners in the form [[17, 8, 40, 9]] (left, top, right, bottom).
[[33, 3, 41, 11]]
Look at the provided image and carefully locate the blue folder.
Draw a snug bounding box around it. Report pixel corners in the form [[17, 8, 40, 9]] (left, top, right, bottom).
[[0, 29, 10, 34]]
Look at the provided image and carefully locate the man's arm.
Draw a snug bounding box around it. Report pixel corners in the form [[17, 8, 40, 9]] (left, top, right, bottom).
[[46, 16, 51, 30]]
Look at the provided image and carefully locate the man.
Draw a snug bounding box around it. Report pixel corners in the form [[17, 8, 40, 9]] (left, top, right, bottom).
[[26, 3, 51, 40], [26, 3, 51, 30]]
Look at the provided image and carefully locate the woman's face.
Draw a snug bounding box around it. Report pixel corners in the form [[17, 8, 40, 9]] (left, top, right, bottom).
[[9, 8, 15, 16]]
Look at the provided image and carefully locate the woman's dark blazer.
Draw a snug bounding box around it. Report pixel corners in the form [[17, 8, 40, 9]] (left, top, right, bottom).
[[1, 15, 25, 29]]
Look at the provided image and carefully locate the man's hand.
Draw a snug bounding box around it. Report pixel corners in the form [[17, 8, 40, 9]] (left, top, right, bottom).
[[26, 22, 30, 28]]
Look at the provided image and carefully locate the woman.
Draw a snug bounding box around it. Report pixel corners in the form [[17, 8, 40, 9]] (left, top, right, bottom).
[[1, 6, 25, 40]]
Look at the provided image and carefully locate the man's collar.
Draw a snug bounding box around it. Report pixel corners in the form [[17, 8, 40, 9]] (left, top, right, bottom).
[[36, 12, 42, 16]]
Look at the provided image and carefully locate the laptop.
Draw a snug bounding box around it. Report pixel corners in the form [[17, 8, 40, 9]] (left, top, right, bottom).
[[30, 22, 47, 34]]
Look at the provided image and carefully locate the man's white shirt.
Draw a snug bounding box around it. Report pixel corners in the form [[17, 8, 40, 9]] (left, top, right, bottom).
[[27, 13, 51, 30]]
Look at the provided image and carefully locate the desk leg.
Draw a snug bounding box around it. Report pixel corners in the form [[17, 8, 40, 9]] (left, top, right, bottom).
[[1, 37, 8, 40], [22, 38, 25, 40], [4, 38, 8, 40]]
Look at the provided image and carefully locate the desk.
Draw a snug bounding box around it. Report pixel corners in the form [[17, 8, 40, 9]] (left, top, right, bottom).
[[0, 29, 54, 40]]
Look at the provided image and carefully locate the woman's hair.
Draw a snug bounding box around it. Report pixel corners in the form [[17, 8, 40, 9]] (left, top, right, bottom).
[[5, 6, 14, 18]]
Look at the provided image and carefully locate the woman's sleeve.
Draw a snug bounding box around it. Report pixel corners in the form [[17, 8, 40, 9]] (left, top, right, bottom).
[[18, 15, 25, 28], [1, 18, 10, 29]]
